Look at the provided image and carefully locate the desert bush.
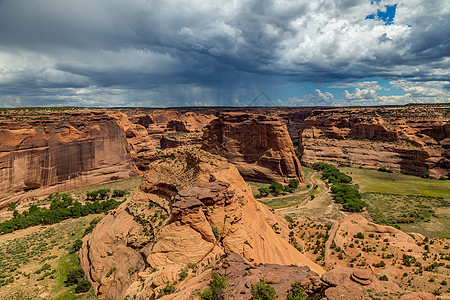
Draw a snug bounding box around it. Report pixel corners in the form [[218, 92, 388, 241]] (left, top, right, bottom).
[[65, 268, 85, 286], [75, 279, 91, 293], [258, 187, 270, 197], [250, 281, 277, 300], [112, 189, 126, 197], [286, 281, 307, 300], [200, 273, 227, 300]]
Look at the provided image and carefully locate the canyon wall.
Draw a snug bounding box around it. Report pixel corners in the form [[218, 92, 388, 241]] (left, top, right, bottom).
[[299, 106, 449, 177], [201, 112, 304, 183], [0, 111, 137, 208]]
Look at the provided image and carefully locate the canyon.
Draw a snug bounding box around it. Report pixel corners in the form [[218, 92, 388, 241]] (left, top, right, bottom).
[[299, 105, 449, 178], [0, 105, 448, 299]]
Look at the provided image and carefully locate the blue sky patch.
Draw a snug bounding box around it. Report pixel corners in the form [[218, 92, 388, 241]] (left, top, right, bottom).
[[366, 4, 397, 25]]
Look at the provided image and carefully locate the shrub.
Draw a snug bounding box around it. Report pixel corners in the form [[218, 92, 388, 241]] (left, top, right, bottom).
[[258, 187, 270, 197], [200, 273, 227, 300], [112, 189, 126, 197], [373, 261, 386, 268], [251, 281, 277, 300], [70, 239, 83, 253], [288, 179, 299, 189], [286, 281, 307, 300], [179, 268, 188, 281], [160, 282, 175, 296], [212, 227, 220, 240], [354, 232, 364, 239], [285, 216, 294, 223], [106, 267, 116, 277], [75, 279, 91, 293], [65, 268, 85, 286], [379, 275, 389, 281]]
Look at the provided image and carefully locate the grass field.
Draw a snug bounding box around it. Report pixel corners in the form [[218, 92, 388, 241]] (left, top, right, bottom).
[[341, 167, 450, 238], [0, 215, 100, 299], [0, 176, 143, 299], [340, 167, 450, 198], [247, 167, 316, 209]]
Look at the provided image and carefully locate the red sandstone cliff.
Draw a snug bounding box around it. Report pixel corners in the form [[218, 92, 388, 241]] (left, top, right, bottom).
[[299, 106, 449, 177], [201, 112, 304, 183], [0, 110, 137, 208]]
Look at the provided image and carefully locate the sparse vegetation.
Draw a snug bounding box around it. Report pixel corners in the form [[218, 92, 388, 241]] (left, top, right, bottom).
[[199, 273, 227, 300]]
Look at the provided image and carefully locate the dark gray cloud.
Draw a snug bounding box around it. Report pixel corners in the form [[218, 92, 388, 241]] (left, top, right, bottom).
[[0, 0, 449, 107]]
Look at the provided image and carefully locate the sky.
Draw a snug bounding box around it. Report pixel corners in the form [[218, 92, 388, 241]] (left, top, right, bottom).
[[0, 0, 449, 108]]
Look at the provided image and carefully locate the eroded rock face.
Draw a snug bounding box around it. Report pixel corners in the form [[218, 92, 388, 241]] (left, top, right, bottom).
[[80, 148, 322, 299], [202, 112, 304, 183], [0, 111, 137, 208], [299, 106, 450, 178], [109, 112, 157, 172], [213, 252, 325, 299]]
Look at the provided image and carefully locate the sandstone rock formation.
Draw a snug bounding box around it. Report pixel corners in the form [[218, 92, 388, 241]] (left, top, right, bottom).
[[299, 106, 449, 178], [0, 110, 137, 209], [130, 110, 215, 150], [79, 148, 321, 299], [109, 112, 157, 171], [202, 112, 304, 183]]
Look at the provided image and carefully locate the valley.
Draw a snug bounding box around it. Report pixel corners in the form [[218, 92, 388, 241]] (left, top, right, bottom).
[[0, 105, 448, 299]]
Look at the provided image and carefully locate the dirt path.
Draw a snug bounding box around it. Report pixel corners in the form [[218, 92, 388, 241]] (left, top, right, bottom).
[[277, 170, 347, 222]]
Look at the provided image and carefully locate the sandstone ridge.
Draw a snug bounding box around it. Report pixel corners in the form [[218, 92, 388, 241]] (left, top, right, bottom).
[[79, 148, 322, 299]]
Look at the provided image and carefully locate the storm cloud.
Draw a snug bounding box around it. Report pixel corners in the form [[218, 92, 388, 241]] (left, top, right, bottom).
[[0, 0, 449, 107]]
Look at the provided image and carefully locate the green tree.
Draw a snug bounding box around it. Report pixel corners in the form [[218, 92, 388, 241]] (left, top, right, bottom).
[[258, 187, 270, 197], [251, 281, 277, 300], [286, 281, 307, 300], [269, 182, 283, 196], [200, 273, 227, 300], [75, 279, 91, 293]]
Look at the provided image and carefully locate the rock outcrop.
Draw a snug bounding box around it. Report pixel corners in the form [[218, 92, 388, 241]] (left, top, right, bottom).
[[109, 112, 157, 171], [202, 112, 304, 183], [299, 106, 450, 178], [79, 148, 322, 299], [0, 110, 137, 209]]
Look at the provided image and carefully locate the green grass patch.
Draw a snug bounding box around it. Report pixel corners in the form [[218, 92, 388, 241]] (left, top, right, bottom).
[[341, 167, 450, 198], [364, 192, 450, 238]]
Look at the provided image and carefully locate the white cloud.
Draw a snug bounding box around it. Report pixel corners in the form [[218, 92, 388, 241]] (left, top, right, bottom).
[[343, 88, 378, 100], [0, 0, 448, 106]]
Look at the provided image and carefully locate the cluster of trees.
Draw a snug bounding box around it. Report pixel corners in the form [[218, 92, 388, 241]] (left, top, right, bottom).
[[258, 179, 300, 197], [64, 268, 91, 293], [312, 162, 367, 212], [0, 193, 122, 234]]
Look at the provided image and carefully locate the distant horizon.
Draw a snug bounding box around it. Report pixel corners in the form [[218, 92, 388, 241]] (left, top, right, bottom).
[[0, 1, 449, 107], [1, 102, 449, 110]]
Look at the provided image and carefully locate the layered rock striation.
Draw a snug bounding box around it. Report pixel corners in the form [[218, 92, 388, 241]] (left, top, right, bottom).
[[0, 111, 137, 208], [79, 148, 321, 299], [109, 112, 157, 171], [201, 112, 304, 183], [299, 106, 449, 177]]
